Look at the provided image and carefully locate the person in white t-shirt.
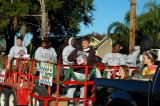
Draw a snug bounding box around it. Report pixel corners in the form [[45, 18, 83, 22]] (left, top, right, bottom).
[[101, 42, 126, 66], [35, 37, 48, 62], [122, 46, 140, 67], [7, 37, 27, 84], [120, 46, 140, 75], [46, 40, 57, 64], [7, 37, 27, 70]]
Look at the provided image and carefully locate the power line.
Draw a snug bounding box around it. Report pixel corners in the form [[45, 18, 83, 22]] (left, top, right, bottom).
[[136, 2, 142, 14], [129, 0, 142, 15]]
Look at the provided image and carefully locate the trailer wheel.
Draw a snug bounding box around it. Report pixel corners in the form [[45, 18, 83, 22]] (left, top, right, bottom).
[[108, 99, 128, 106], [31, 85, 49, 106], [0, 88, 10, 106], [7, 89, 17, 106]]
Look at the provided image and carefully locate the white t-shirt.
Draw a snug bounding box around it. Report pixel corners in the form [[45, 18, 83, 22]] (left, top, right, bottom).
[[35, 47, 57, 71], [8, 45, 27, 59], [8, 45, 27, 65], [101, 52, 126, 66], [35, 47, 47, 62], [47, 47, 57, 62]]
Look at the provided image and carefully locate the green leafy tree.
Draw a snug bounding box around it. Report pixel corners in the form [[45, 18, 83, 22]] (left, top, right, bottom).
[[27, 0, 95, 57], [141, 0, 160, 40], [46, 0, 95, 37], [0, 0, 40, 54]]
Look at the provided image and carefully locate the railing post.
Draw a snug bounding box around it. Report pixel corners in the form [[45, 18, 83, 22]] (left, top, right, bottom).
[[56, 64, 60, 106], [31, 60, 35, 91], [18, 59, 22, 85], [113, 66, 116, 78], [44, 100, 48, 106], [22, 60, 27, 87], [84, 65, 89, 106], [14, 59, 18, 85], [27, 60, 31, 89], [4, 57, 7, 82], [48, 86, 51, 96]]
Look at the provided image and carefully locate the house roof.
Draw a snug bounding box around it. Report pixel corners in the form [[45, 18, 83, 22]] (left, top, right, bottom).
[[75, 35, 100, 42], [94, 35, 110, 49], [91, 36, 100, 42]]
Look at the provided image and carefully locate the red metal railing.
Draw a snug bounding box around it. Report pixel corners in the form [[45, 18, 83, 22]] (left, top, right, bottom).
[[0, 56, 138, 106]]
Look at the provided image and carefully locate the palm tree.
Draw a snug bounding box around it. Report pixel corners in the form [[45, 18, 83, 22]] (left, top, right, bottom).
[[107, 0, 160, 47], [107, 11, 130, 46], [142, 0, 160, 40]]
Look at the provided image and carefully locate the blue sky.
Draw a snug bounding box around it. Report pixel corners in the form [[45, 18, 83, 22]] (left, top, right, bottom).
[[22, 0, 158, 46], [77, 0, 154, 36]]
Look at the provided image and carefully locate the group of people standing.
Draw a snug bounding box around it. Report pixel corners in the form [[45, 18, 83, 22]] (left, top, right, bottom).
[[102, 42, 140, 67], [6, 36, 97, 106], [103, 42, 158, 80], [6, 36, 158, 106]]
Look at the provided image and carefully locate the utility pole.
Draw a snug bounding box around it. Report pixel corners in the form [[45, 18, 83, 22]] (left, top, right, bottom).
[[39, 0, 50, 38], [129, 0, 136, 54]]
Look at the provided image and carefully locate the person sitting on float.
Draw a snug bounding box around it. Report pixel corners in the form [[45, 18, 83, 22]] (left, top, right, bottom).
[[142, 52, 158, 76], [104, 65, 129, 79]]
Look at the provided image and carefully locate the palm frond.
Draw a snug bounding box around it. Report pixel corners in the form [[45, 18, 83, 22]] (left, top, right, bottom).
[[107, 22, 129, 35], [124, 11, 130, 26]]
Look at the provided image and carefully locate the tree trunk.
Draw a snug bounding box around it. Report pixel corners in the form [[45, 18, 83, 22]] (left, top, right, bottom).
[[11, 0, 13, 3], [13, 17, 17, 31], [40, 0, 50, 37], [4, 18, 16, 55], [20, 25, 27, 39]]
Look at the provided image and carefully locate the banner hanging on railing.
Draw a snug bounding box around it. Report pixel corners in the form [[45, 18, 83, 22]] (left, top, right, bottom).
[[39, 62, 53, 86], [0, 69, 5, 82]]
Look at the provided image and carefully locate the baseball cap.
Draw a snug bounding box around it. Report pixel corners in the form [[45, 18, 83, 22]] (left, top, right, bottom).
[[41, 37, 49, 43]]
